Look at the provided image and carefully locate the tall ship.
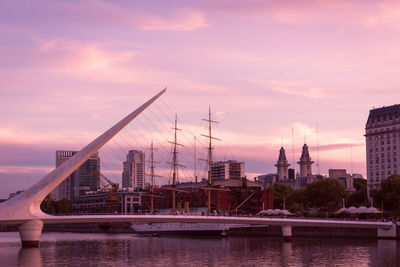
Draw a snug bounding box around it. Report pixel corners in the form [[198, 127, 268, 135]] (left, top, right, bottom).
[[131, 108, 234, 236]]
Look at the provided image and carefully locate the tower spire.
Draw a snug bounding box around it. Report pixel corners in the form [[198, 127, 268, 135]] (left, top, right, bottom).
[[275, 147, 290, 180], [297, 143, 314, 177]]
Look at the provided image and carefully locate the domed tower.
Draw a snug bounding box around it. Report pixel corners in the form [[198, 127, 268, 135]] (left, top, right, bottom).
[[275, 147, 290, 180], [297, 144, 314, 177]]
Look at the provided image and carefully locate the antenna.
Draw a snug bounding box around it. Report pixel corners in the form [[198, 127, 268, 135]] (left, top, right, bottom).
[[350, 145, 353, 176], [292, 127, 294, 169], [317, 124, 320, 174], [194, 135, 197, 183]]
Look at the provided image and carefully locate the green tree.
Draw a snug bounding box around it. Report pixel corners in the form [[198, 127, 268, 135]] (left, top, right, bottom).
[[304, 178, 346, 212], [268, 183, 293, 209], [373, 175, 400, 211], [348, 178, 368, 207], [287, 187, 307, 213], [54, 198, 72, 214], [40, 195, 56, 214], [353, 178, 367, 191]]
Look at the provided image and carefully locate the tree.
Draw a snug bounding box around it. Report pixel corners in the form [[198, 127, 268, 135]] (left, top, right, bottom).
[[267, 183, 293, 209], [348, 178, 368, 207], [373, 175, 400, 211], [287, 187, 307, 213], [55, 198, 72, 214], [304, 178, 346, 212], [353, 178, 367, 191]]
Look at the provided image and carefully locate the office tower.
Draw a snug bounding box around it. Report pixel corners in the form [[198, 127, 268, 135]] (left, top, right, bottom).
[[211, 160, 245, 181], [365, 105, 400, 192], [122, 150, 145, 190], [55, 150, 100, 200]]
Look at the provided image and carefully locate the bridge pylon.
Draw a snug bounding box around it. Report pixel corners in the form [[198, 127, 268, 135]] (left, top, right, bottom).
[[0, 89, 166, 247]]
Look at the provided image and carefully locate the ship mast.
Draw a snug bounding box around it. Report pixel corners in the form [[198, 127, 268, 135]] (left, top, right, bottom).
[[168, 114, 184, 214], [201, 106, 220, 215], [146, 140, 161, 214]]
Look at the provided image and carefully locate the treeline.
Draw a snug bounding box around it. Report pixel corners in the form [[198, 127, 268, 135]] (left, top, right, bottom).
[[269, 174, 400, 216]]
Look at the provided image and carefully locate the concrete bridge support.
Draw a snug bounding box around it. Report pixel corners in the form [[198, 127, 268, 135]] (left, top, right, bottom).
[[18, 220, 43, 247], [281, 225, 292, 242], [377, 224, 397, 239]]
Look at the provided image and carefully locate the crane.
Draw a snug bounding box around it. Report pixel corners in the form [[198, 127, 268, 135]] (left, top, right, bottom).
[[89, 171, 120, 214]]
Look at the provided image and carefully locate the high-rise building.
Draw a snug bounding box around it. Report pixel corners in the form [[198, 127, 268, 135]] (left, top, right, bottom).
[[122, 150, 145, 190], [211, 160, 245, 181], [275, 147, 290, 180], [55, 150, 100, 201], [365, 105, 400, 192], [298, 144, 313, 177]]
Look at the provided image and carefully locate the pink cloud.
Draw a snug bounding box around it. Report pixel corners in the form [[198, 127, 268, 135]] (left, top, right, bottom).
[[34, 0, 209, 31]]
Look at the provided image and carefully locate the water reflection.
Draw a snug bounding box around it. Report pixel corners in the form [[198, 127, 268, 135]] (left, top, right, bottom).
[[0, 233, 399, 266], [18, 248, 42, 267]]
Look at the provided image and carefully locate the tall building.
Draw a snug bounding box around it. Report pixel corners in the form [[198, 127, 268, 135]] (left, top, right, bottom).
[[298, 144, 314, 177], [365, 105, 400, 192], [211, 160, 245, 181], [275, 147, 290, 180], [122, 150, 145, 190], [55, 150, 100, 201]]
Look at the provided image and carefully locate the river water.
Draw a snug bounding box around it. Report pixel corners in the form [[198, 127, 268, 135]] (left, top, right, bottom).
[[0, 232, 399, 266]]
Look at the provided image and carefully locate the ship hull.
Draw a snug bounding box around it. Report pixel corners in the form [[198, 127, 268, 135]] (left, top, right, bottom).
[[131, 222, 228, 237]]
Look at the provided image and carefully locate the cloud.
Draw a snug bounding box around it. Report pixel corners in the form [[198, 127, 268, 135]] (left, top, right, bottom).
[[363, 1, 400, 29], [1, 0, 208, 32], [310, 143, 364, 152], [256, 80, 325, 99]]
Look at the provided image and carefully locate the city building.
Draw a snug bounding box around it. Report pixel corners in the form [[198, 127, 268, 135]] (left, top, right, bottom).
[[256, 173, 278, 187], [298, 144, 314, 178], [328, 169, 355, 192], [55, 150, 100, 201], [122, 150, 145, 190], [211, 160, 245, 181], [259, 144, 323, 189], [365, 104, 400, 192], [275, 147, 290, 180], [72, 191, 143, 214]]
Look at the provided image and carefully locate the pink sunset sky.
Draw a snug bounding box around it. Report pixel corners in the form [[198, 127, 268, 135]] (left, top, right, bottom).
[[1, 0, 400, 198]]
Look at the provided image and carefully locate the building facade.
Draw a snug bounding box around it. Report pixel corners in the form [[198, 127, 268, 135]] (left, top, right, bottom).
[[72, 191, 143, 214], [211, 160, 245, 181], [122, 150, 145, 190], [328, 169, 354, 192], [55, 150, 100, 201], [365, 105, 400, 192]]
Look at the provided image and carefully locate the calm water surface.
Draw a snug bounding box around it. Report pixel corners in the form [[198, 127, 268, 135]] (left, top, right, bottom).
[[1, 232, 400, 266]]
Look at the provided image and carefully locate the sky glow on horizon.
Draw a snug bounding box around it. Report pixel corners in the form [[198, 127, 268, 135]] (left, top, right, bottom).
[[1, 0, 400, 198]]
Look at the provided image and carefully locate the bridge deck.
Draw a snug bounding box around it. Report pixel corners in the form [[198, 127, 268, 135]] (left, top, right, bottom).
[[1, 215, 393, 230]]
